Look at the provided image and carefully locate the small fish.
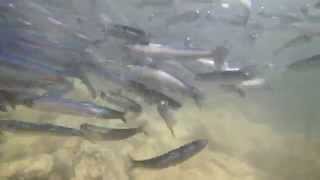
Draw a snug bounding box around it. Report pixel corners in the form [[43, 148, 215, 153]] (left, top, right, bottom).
[[157, 100, 176, 137], [79, 123, 146, 141], [26, 96, 127, 122], [0, 52, 68, 84], [136, 0, 173, 8], [129, 139, 208, 169], [106, 23, 150, 44], [126, 43, 228, 60], [195, 69, 253, 84], [273, 34, 312, 56], [257, 9, 302, 24], [165, 9, 201, 26], [0, 120, 82, 137], [100, 91, 142, 114], [288, 54, 320, 71], [127, 81, 182, 110], [125, 65, 201, 104]]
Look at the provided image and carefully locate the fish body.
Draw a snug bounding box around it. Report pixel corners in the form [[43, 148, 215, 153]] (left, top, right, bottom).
[[165, 10, 201, 26], [28, 96, 126, 122], [288, 54, 320, 71], [100, 91, 142, 114], [136, 0, 173, 8], [0, 52, 68, 84], [0, 120, 82, 137], [157, 100, 176, 137], [125, 65, 199, 102], [131, 139, 208, 169], [126, 81, 182, 110], [126, 43, 215, 59], [80, 123, 144, 141], [106, 24, 150, 44], [195, 69, 253, 84]]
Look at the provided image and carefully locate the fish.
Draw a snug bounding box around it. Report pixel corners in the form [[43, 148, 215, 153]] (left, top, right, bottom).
[[106, 23, 150, 45], [273, 34, 312, 55], [125, 43, 229, 60], [288, 54, 320, 71], [153, 60, 196, 86], [157, 100, 176, 137], [129, 139, 208, 169], [25, 96, 127, 122], [152, 60, 205, 107], [79, 123, 146, 141], [135, 0, 173, 8], [195, 69, 254, 84], [125, 65, 202, 104], [0, 120, 82, 137], [182, 58, 218, 74], [100, 91, 142, 119], [0, 52, 69, 85], [127, 81, 182, 110], [257, 9, 303, 24], [165, 9, 201, 26]]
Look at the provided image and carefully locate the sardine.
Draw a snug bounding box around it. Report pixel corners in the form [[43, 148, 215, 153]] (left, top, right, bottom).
[[165, 9, 201, 26], [135, 0, 173, 8], [127, 81, 182, 110], [130, 139, 208, 169], [273, 34, 312, 55], [0, 120, 82, 137], [27, 96, 127, 122], [79, 123, 146, 141], [100, 91, 142, 115], [106, 23, 150, 45], [125, 65, 201, 104], [125, 43, 228, 59], [0, 52, 68, 84], [288, 54, 320, 71], [195, 69, 253, 84], [157, 100, 176, 137]]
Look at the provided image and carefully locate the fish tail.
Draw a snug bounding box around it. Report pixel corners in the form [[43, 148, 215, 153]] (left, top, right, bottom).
[[121, 116, 127, 123], [220, 84, 246, 98], [191, 87, 205, 109], [77, 69, 97, 99]]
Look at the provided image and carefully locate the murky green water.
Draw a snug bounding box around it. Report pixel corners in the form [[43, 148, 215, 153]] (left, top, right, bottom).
[[1, 0, 320, 180]]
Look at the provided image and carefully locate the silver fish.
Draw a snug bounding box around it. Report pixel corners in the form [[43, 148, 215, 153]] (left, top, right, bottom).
[[157, 100, 176, 137], [288, 54, 320, 71], [106, 23, 150, 44], [0, 120, 82, 137], [80, 123, 146, 141], [125, 43, 227, 59], [165, 9, 201, 26], [125, 65, 200, 103], [27, 96, 127, 122], [130, 139, 208, 169]]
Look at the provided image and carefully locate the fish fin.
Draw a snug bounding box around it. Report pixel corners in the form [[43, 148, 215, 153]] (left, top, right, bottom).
[[190, 87, 205, 109], [78, 71, 97, 99], [121, 116, 128, 123], [157, 102, 176, 137]]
